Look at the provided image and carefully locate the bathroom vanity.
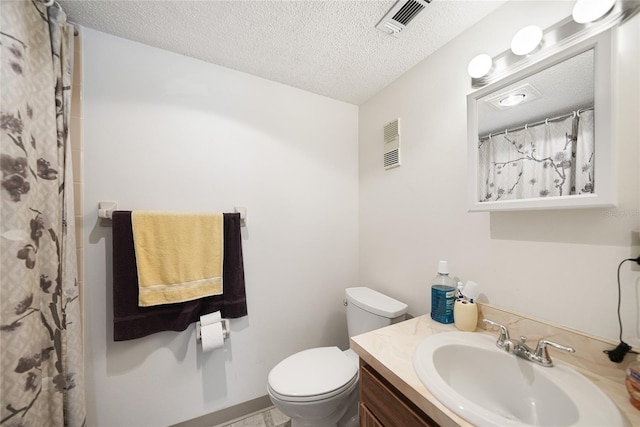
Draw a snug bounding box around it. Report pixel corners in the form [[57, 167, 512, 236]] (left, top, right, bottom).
[[350, 306, 640, 427], [352, 317, 469, 427], [359, 361, 436, 427]]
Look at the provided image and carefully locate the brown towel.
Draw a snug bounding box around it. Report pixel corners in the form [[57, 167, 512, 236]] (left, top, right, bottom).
[[112, 211, 247, 341]]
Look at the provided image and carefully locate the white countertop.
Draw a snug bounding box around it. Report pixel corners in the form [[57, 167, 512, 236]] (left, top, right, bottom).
[[350, 314, 639, 427]]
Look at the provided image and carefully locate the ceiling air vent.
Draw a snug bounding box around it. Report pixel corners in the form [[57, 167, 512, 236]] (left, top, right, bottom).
[[376, 0, 431, 37], [383, 118, 401, 170]]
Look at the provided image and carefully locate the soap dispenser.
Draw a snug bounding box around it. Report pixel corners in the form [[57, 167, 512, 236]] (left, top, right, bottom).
[[430, 261, 456, 324]]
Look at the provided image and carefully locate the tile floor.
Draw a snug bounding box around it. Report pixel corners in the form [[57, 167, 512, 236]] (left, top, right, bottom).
[[221, 407, 291, 427]]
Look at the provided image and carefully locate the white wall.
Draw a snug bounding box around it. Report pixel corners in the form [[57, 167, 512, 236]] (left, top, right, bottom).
[[359, 2, 640, 345], [81, 29, 359, 426]]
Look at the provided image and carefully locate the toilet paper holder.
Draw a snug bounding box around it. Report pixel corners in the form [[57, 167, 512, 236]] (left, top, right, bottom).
[[195, 318, 230, 341]]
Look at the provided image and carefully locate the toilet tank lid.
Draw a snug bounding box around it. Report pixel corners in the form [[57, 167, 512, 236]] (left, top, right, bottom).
[[345, 287, 408, 318]]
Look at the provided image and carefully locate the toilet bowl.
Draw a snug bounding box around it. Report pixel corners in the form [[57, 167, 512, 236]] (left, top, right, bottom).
[[268, 347, 359, 427], [267, 287, 408, 427]]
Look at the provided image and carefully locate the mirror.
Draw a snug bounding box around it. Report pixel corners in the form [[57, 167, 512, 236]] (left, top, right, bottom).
[[467, 29, 616, 212]]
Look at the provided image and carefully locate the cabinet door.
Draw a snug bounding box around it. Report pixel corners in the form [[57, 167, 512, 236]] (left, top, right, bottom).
[[359, 364, 437, 427], [360, 403, 383, 427]]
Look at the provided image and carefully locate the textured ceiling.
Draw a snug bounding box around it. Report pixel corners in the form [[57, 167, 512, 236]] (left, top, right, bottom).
[[58, 0, 506, 105]]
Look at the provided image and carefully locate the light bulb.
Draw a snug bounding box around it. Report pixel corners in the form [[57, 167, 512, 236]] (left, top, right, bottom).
[[499, 93, 527, 107], [467, 54, 492, 79], [572, 0, 616, 24], [510, 25, 543, 56]]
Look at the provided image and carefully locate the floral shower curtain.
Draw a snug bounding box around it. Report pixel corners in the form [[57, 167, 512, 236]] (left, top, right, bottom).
[[478, 109, 595, 202], [0, 1, 85, 426]]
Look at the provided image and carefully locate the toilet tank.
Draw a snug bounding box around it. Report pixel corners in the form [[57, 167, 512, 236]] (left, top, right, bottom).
[[345, 287, 408, 337]]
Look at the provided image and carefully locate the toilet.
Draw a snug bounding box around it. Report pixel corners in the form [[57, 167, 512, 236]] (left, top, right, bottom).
[[267, 287, 408, 427]]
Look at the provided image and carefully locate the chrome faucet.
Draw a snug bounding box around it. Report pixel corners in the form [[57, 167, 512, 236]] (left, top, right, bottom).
[[483, 319, 575, 367]]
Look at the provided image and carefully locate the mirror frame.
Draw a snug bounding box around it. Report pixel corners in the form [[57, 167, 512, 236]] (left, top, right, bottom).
[[467, 29, 617, 212]]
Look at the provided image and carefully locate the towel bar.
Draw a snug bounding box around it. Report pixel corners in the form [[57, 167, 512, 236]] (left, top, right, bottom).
[[234, 206, 247, 227], [97, 201, 247, 227], [195, 318, 230, 341]]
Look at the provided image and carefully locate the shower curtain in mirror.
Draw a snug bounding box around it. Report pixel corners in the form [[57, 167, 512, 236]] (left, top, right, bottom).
[[1, 1, 85, 426], [478, 110, 594, 202]]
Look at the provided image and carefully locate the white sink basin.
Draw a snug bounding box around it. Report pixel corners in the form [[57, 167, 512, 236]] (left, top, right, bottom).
[[413, 331, 625, 426]]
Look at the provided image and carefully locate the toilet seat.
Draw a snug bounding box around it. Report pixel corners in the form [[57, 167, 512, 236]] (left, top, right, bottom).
[[268, 347, 358, 403]]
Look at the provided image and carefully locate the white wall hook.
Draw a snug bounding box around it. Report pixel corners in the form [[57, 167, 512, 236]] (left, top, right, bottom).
[[98, 201, 118, 219]]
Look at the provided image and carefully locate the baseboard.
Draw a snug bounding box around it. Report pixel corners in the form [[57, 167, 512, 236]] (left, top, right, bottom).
[[169, 395, 273, 427]]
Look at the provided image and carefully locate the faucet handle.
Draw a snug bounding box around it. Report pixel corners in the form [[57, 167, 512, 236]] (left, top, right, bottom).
[[483, 319, 510, 342], [534, 339, 575, 366]]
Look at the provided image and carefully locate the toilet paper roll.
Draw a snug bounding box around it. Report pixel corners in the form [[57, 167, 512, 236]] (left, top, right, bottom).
[[201, 322, 225, 352], [200, 311, 222, 326]]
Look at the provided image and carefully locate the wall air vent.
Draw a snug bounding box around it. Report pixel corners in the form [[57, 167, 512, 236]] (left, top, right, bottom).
[[376, 0, 431, 37], [383, 118, 401, 170]]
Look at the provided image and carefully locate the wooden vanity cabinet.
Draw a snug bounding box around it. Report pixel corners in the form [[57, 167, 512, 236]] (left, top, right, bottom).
[[359, 361, 438, 427]]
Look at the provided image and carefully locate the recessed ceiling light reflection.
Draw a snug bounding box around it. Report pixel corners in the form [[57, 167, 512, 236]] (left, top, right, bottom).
[[499, 93, 527, 107]]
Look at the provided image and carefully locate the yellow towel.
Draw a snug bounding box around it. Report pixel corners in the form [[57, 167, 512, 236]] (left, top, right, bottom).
[[131, 211, 224, 307]]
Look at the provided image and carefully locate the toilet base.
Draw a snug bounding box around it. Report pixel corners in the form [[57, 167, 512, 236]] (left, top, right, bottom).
[[336, 401, 359, 427], [269, 376, 359, 427]]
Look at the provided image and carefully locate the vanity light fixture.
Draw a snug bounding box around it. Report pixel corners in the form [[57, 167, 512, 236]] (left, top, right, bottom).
[[499, 93, 526, 107], [510, 25, 543, 56], [468, 0, 639, 88], [467, 54, 493, 78], [572, 0, 616, 24]]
